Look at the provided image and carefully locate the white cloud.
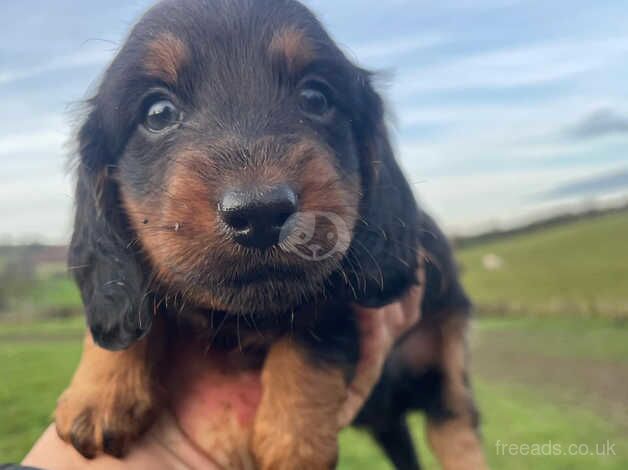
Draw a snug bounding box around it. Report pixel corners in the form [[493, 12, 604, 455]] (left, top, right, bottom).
[[413, 163, 627, 234], [347, 33, 446, 61], [0, 172, 73, 243], [393, 95, 628, 172], [0, 129, 68, 157], [306, 0, 522, 12], [396, 98, 628, 130], [0, 46, 114, 85], [393, 37, 628, 94]]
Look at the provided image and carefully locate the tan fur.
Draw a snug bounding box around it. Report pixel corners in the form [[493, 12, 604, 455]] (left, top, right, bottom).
[[426, 315, 488, 470], [123, 151, 221, 262], [269, 28, 315, 74], [297, 140, 361, 217], [427, 419, 488, 470], [252, 338, 346, 470], [55, 333, 160, 458], [121, 151, 229, 310], [144, 32, 188, 84]]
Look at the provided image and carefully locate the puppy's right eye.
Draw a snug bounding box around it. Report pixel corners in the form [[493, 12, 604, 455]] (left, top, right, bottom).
[[143, 99, 181, 133]]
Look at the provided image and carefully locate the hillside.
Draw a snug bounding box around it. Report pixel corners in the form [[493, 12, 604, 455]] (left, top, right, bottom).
[[457, 211, 628, 318], [0, 245, 79, 320]]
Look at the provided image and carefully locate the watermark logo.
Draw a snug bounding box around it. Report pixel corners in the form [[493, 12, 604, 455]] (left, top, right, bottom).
[[495, 440, 617, 457], [280, 211, 351, 261]]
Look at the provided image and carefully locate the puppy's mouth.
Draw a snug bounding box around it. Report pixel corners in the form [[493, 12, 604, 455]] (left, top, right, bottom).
[[183, 255, 339, 315], [220, 264, 309, 287]]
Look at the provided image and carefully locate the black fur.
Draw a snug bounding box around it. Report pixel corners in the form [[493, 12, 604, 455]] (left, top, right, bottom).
[[347, 72, 421, 307], [69, 116, 153, 351]]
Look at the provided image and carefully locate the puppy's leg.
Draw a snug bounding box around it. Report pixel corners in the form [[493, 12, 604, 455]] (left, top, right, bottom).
[[425, 315, 487, 470], [371, 417, 421, 470], [55, 331, 161, 458], [252, 337, 348, 470]]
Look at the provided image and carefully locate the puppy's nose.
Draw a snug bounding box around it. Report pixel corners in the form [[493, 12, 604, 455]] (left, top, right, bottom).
[[218, 185, 298, 249]]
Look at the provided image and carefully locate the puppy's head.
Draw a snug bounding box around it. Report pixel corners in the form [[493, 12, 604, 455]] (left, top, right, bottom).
[[71, 0, 419, 350]]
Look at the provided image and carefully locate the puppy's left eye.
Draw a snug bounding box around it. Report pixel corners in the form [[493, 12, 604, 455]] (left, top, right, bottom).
[[143, 99, 182, 132], [299, 85, 332, 118]]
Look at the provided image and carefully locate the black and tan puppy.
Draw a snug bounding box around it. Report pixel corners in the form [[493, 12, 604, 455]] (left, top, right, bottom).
[[56, 0, 486, 468]]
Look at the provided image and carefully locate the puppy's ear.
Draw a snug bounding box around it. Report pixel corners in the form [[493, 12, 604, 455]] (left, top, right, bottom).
[[347, 71, 420, 307], [69, 108, 153, 351]]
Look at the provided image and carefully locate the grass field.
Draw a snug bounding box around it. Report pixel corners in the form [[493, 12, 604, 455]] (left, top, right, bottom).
[[2, 213, 627, 467], [0, 245, 80, 321], [0, 275, 81, 322], [458, 212, 628, 317]]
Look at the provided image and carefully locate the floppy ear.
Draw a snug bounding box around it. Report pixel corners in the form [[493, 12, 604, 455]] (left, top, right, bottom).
[[346, 71, 421, 307], [69, 108, 153, 351]]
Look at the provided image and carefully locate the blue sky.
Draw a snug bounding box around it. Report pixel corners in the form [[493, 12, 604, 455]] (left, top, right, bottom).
[[1, 0, 628, 243]]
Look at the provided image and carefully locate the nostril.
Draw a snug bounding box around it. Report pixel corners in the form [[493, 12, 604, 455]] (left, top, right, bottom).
[[272, 210, 294, 229], [218, 190, 253, 232], [224, 213, 250, 232]]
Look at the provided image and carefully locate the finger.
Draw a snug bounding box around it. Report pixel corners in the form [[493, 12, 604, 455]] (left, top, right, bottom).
[[393, 251, 427, 336], [338, 307, 393, 427], [394, 282, 424, 337]]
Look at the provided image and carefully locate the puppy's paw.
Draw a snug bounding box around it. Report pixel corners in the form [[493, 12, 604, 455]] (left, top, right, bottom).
[[55, 375, 156, 458]]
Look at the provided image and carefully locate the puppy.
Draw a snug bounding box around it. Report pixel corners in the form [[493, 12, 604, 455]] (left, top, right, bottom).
[[56, 0, 486, 468]]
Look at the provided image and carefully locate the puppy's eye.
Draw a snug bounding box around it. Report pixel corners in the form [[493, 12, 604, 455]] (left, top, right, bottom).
[[144, 99, 181, 132], [299, 86, 331, 118]]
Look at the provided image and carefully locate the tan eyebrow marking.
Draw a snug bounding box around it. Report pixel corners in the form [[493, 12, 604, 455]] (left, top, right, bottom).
[[144, 32, 188, 84], [269, 27, 315, 74]]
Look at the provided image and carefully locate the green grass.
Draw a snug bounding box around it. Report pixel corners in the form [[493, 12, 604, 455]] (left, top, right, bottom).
[[458, 212, 628, 317], [27, 277, 81, 310], [5, 277, 81, 311], [475, 317, 628, 361], [0, 339, 82, 462], [0, 316, 85, 338], [340, 379, 628, 470]]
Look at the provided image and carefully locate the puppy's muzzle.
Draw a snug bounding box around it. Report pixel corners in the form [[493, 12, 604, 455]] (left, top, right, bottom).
[[218, 184, 298, 249]]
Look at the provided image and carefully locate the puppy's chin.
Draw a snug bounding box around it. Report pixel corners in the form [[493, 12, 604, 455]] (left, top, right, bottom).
[[186, 280, 321, 315], [151, 241, 349, 315], [173, 263, 339, 315]]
